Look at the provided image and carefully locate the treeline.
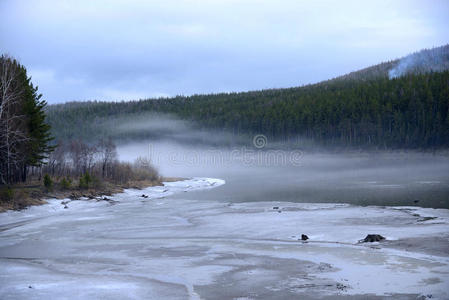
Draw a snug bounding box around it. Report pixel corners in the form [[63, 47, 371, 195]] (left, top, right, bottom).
[[0, 55, 53, 185], [47, 70, 449, 149]]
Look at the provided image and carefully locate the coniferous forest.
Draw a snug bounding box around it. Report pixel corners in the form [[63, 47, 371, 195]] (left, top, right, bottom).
[[46, 45, 449, 149]]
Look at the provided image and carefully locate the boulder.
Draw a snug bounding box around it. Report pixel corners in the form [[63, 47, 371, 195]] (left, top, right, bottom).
[[301, 234, 309, 241], [361, 234, 385, 243]]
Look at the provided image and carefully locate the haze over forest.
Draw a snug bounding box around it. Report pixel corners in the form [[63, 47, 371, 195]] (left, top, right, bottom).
[[47, 45, 449, 149]]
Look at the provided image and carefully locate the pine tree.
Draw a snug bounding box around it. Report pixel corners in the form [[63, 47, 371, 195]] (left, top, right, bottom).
[[0, 55, 54, 184], [23, 81, 55, 181]]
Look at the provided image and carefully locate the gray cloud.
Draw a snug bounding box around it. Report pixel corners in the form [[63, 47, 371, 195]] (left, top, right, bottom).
[[1, 0, 448, 103]]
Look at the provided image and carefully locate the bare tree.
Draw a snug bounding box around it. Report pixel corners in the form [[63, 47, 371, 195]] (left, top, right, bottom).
[[98, 138, 117, 178], [0, 55, 29, 184], [47, 141, 67, 177]]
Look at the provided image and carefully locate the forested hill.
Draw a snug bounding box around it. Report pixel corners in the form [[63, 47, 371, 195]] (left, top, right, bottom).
[[47, 45, 449, 149]]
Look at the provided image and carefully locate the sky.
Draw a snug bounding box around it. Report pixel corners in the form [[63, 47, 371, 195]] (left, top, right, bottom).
[[1, 0, 448, 104]]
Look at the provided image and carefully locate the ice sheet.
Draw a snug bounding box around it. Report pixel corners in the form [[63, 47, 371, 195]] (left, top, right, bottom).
[[0, 177, 448, 299]]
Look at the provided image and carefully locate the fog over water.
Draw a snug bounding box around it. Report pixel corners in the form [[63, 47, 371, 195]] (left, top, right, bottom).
[[116, 116, 449, 208]]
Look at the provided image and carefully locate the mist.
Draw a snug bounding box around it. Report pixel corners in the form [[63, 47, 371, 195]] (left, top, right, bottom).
[[102, 112, 244, 147], [389, 44, 449, 78], [115, 114, 449, 209]]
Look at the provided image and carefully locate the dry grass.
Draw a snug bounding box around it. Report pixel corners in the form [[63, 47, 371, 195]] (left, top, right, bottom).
[[160, 176, 188, 183], [0, 183, 47, 212]]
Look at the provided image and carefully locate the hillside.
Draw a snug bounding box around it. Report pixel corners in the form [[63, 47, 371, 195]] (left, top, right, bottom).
[[46, 45, 449, 149]]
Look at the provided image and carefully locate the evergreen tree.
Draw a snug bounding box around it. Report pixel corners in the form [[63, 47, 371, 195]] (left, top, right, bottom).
[[0, 55, 54, 184]]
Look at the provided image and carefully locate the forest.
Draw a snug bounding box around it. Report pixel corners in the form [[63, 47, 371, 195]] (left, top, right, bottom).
[[46, 45, 449, 149]]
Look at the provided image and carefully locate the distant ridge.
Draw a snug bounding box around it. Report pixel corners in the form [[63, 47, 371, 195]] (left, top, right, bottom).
[[322, 44, 449, 84], [46, 45, 449, 149]]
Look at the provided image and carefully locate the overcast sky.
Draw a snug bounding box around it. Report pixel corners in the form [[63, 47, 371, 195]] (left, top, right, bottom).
[[1, 0, 448, 104]]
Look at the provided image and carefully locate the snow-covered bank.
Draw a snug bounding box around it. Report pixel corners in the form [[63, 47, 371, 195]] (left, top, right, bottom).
[[0, 178, 225, 228], [0, 177, 448, 299]]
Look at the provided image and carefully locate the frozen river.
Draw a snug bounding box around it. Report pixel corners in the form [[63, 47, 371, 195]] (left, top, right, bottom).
[[1, 178, 448, 299]]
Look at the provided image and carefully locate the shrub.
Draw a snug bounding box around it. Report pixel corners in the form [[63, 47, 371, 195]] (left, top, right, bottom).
[[84, 172, 92, 186], [79, 177, 87, 189], [79, 172, 92, 189], [43, 174, 53, 190], [0, 186, 14, 203], [133, 157, 159, 181], [60, 177, 72, 189], [90, 174, 102, 188]]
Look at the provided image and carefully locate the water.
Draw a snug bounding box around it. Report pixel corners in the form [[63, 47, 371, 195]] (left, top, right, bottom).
[[118, 141, 449, 208]]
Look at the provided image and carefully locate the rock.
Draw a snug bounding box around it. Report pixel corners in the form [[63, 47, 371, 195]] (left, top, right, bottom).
[[141, 194, 148, 198], [88, 195, 95, 199], [69, 193, 79, 200], [273, 206, 279, 210], [360, 234, 385, 243], [28, 285, 32, 289], [413, 199, 420, 204], [301, 234, 309, 241], [64, 205, 68, 209]]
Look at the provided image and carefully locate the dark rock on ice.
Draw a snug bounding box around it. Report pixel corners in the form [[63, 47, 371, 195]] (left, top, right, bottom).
[[361, 234, 385, 243], [301, 234, 309, 241], [69, 193, 79, 200]]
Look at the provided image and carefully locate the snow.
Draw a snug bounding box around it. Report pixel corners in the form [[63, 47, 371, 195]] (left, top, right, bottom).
[[1, 177, 448, 299]]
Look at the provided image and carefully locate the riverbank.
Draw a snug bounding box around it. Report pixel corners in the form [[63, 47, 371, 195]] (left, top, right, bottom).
[[0, 176, 185, 213]]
